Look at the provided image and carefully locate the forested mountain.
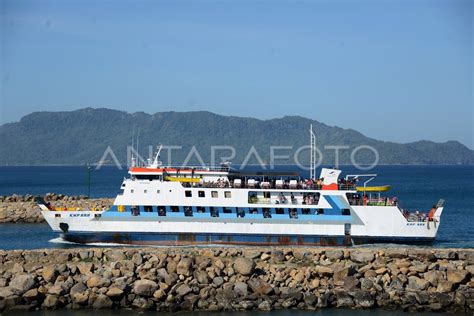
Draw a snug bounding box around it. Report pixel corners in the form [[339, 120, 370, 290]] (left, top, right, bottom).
[[1, 108, 472, 165]]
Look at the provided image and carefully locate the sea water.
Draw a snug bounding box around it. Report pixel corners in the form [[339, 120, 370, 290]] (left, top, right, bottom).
[[0, 165, 473, 250]]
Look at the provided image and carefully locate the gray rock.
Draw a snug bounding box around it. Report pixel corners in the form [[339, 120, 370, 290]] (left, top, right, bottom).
[[176, 257, 193, 276], [133, 280, 158, 297], [244, 250, 262, 259], [92, 294, 113, 309], [424, 270, 445, 287], [447, 269, 469, 284], [105, 250, 126, 261], [213, 276, 224, 287], [233, 258, 255, 276], [234, 282, 248, 296], [336, 291, 354, 307], [42, 294, 59, 308], [176, 284, 192, 296], [70, 283, 87, 296], [407, 276, 430, 291], [271, 250, 285, 263], [325, 250, 344, 260], [194, 270, 210, 284], [353, 290, 375, 308], [248, 278, 273, 295], [0, 287, 14, 298], [350, 251, 374, 264], [258, 300, 272, 310], [9, 275, 35, 295]]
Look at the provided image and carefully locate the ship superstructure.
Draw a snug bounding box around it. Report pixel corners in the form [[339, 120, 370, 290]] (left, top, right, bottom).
[[40, 128, 444, 246]]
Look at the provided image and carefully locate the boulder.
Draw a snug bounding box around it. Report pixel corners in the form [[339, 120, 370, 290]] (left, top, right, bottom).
[[353, 290, 375, 308], [175, 284, 192, 296], [92, 294, 113, 309], [325, 250, 344, 260], [315, 265, 333, 276], [86, 276, 110, 288], [42, 294, 59, 308], [407, 276, 430, 291], [234, 258, 255, 276], [194, 270, 210, 284], [22, 288, 39, 301], [9, 275, 35, 295], [350, 251, 374, 264], [106, 286, 124, 298], [447, 269, 469, 284], [336, 291, 354, 307], [424, 270, 445, 287], [234, 282, 248, 296], [436, 281, 454, 293], [70, 283, 87, 296], [247, 278, 273, 295], [133, 279, 158, 297], [176, 257, 193, 276], [42, 266, 58, 283], [105, 250, 126, 261]]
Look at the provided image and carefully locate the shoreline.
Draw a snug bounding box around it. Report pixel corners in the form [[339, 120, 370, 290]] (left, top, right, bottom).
[[0, 247, 472, 312], [0, 194, 113, 224]]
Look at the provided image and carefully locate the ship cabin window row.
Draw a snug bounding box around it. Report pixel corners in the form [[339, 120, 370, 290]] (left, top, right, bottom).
[[121, 205, 350, 218], [184, 190, 232, 198], [248, 191, 320, 205]]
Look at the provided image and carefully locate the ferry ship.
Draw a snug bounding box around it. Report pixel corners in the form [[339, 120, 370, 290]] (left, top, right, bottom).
[[39, 127, 444, 246]]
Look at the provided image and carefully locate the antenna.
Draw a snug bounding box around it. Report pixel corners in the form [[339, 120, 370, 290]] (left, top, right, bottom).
[[310, 124, 317, 180], [151, 144, 163, 168], [131, 127, 136, 167]]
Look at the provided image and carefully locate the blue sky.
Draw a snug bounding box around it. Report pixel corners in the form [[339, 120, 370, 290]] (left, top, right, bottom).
[[1, 0, 473, 148]]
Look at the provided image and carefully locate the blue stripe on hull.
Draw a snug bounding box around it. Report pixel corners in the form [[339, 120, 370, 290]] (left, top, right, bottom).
[[60, 232, 435, 247], [62, 232, 352, 246], [351, 236, 435, 245]]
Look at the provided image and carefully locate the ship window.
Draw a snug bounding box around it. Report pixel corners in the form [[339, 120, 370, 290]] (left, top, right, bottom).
[[302, 209, 311, 215], [144, 205, 153, 212], [249, 208, 258, 214], [198, 191, 205, 198], [263, 192, 270, 199], [223, 207, 232, 213], [157, 190, 160, 194], [276, 208, 284, 215], [185, 190, 192, 197], [197, 206, 205, 213], [211, 191, 218, 198], [184, 206, 193, 217], [131, 189, 134, 193], [144, 190, 147, 193], [317, 209, 324, 215], [131, 206, 140, 216], [262, 208, 272, 218], [171, 206, 179, 212], [158, 206, 166, 216], [237, 208, 245, 218], [225, 191, 231, 198], [342, 209, 351, 216], [210, 207, 219, 217], [289, 208, 298, 219]]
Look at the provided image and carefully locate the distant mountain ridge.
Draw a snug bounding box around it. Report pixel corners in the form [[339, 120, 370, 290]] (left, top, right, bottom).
[[0, 108, 473, 165]]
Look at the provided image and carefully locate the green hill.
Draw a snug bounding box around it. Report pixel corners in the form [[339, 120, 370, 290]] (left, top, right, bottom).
[[0, 108, 472, 165]]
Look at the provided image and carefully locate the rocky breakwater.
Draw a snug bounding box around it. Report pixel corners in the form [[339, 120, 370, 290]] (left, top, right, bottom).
[[0, 247, 473, 312], [0, 193, 113, 223]]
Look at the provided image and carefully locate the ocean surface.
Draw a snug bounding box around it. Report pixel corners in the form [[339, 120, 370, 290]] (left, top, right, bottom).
[[0, 165, 473, 250]]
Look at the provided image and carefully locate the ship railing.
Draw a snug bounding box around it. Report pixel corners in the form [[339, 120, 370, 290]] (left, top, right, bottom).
[[162, 165, 231, 172], [347, 197, 398, 206], [183, 181, 356, 191]]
